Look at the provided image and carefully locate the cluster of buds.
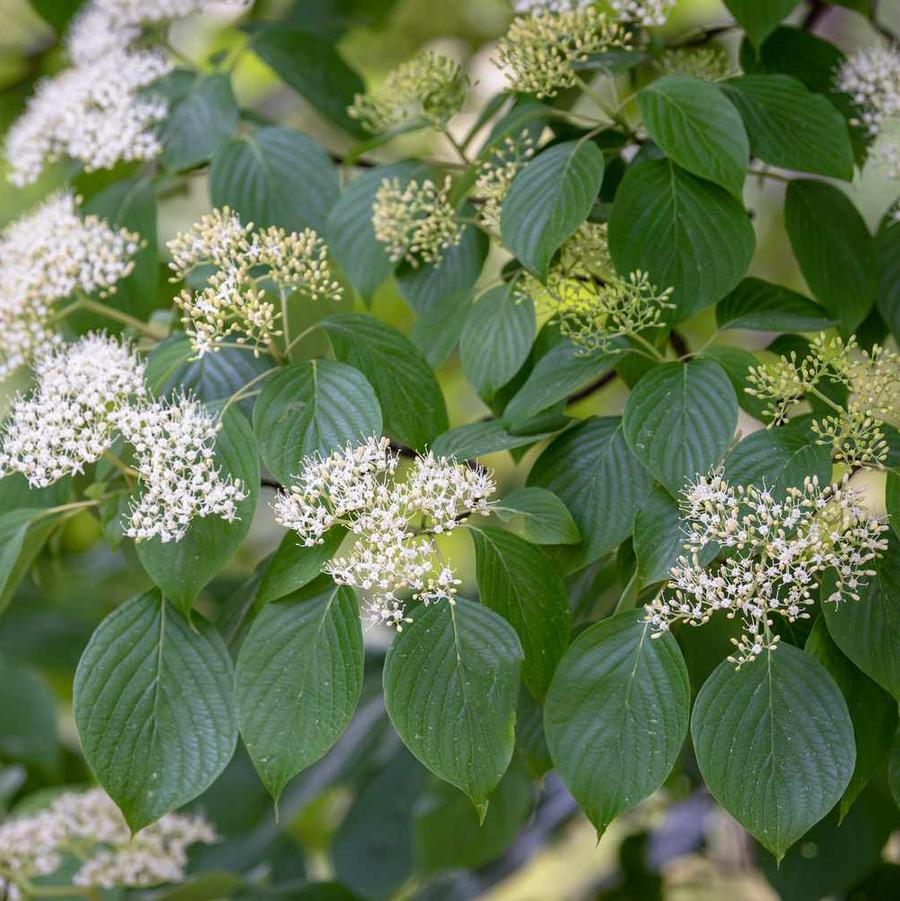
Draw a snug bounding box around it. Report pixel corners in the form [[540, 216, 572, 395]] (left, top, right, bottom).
[[0, 787, 216, 899], [645, 472, 888, 668], [0, 191, 139, 379], [473, 131, 536, 231], [658, 45, 734, 82], [348, 50, 466, 133], [273, 437, 495, 629], [372, 177, 462, 268], [748, 333, 900, 468], [496, 4, 630, 98], [168, 207, 342, 357]]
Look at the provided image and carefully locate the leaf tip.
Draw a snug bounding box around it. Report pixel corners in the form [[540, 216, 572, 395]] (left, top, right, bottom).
[[473, 798, 489, 825]]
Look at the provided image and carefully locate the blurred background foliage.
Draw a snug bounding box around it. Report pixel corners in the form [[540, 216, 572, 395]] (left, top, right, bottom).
[[2, 0, 900, 898]]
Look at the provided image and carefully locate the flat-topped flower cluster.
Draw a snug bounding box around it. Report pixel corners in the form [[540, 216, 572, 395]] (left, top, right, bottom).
[[645, 472, 888, 667], [168, 207, 342, 357], [0, 787, 215, 899], [0, 192, 139, 378], [273, 437, 495, 628], [0, 333, 246, 543]]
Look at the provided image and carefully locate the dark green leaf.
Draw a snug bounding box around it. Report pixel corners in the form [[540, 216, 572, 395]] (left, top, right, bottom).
[[0, 508, 56, 619], [785, 179, 876, 335], [161, 74, 239, 172], [824, 533, 900, 701], [252, 360, 382, 485], [251, 26, 366, 135], [460, 286, 535, 400], [0, 654, 58, 771], [887, 471, 899, 539], [609, 159, 755, 320], [633, 486, 680, 587], [319, 313, 448, 450], [749, 26, 846, 94], [74, 590, 237, 831], [256, 527, 346, 607], [503, 338, 616, 425], [529, 417, 652, 566], [722, 75, 853, 180], [638, 76, 748, 196], [429, 420, 559, 461], [501, 140, 605, 280], [235, 579, 363, 800], [29, 0, 83, 30], [692, 644, 855, 860], [136, 408, 260, 614], [724, 425, 833, 496], [470, 526, 570, 699], [723, 0, 800, 47], [700, 344, 770, 421], [326, 162, 423, 300], [383, 598, 523, 816], [210, 127, 340, 233], [623, 359, 738, 495], [545, 611, 689, 835], [516, 689, 552, 778], [876, 219, 900, 341], [491, 486, 580, 545], [717, 277, 835, 331], [806, 618, 897, 818]]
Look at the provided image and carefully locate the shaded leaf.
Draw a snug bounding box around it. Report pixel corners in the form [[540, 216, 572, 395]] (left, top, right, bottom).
[[717, 277, 835, 332], [491, 486, 580, 545]]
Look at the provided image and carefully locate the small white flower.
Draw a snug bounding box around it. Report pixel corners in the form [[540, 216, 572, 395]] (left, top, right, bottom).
[[835, 45, 900, 138]]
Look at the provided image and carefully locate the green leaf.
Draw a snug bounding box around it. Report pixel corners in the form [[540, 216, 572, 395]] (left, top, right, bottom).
[[74, 590, 237, 831], [824, 533, 900, 701], [503, 337, 616, 425], [717, 277, 835, 331], [748, 26, 846, 95], [700, 344, 770, 421], [806, 618, 897, 818], [29, 0, 83, 31], [500, 140, 605, 280], [784, 180, 876, 335], [633, 486, 680, 586], [470, 526, 570, 700], [722, 75, 854, 180], [623, 359, 738, 495], [251, 26, 366, 135], [256, 527, 346, 607], [210, 127, 340, 233], [460, 286, 535, 401], [608, 159, 755, 320], [326, 162, 423, 300], [875, 219, 900, 341], [638, 76, 748, 196], [516, 689, 552, 778], [544, 611, 690, 835], [691, 644, 855, 860], [146, 333, 274, 417], [161, 73, 238, 172], [529, 417, 652, 566], [397, 219, 488, 368], [491, 486, 580, 545], [0, 508, 57, 619], [319, 313, 448, 450], [382, 598, 523, 815], [723, 0, 800, 47], [136, 408, 260, 615], [0, 654, 58, 772], [430, 420, 560, 461], [235, 579, 363, 801], [887, 471, 899, 539], [84, 176, 159, 322], [723, 424, 833, 496], [414, 760, 532, 873], [252, 360, 382, 485]]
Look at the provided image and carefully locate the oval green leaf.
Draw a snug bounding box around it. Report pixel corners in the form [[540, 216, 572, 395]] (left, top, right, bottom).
[[717, 277, 835, 332], [73, 590, 237, 831]]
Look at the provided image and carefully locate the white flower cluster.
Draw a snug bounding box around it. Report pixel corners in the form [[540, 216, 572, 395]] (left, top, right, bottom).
[[348, 50, 466, 133], [5, 47, 172, 185], [273, 437, 495, 628], [645, 472, 888, 667], [114, 395, 247, 543], [0, 332, 246, 542], [0, 787, 215, 900], [0, 191, 139, 379], [835, 45, 900, 180], [372, 177, 462, 268], [0, 334, 145, 487], [169, 207, 342, 356], [497, 4, 630, 98], [474, 131, 536, 230], [610, 0, 676, 26]]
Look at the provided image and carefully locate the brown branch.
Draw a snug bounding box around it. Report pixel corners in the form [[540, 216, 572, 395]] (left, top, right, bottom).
[[567, 370, 618, 404], [802, 0, 829, 31], [669, 330, 690, 359]]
